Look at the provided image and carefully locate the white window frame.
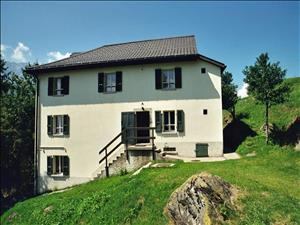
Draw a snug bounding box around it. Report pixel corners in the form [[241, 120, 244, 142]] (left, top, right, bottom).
[[162, 69, 175, 90], [163, 110, 176, 133], [104, 73, 116, 93], [53, 115, 64, 135], [54, 77, 64, 96]]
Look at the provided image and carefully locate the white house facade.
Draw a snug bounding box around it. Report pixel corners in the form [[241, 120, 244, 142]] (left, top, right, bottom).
[[26, 35, 226, 193]]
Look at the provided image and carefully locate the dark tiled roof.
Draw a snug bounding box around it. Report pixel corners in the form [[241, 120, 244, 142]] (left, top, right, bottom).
[[27, 35, 225, 74]]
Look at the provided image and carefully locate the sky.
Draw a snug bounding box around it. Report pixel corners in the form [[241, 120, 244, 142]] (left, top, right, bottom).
[[1, 1, 299, 94]]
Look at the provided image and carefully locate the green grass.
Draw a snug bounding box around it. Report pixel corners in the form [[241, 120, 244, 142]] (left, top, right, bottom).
[[2, 77, 300, 225]]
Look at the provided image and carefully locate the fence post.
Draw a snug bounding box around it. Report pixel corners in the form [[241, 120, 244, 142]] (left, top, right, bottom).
[[151, 128, 156, 160], [105, 148, 109, 177]]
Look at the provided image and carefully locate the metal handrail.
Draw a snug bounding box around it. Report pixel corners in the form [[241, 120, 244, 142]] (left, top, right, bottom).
[[98, 127, 156, 177]]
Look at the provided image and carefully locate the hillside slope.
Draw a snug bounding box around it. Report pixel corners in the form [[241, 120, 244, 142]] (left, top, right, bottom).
[[1, 78, 300, 225]]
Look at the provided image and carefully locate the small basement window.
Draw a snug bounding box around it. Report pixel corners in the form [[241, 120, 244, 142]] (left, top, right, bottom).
[[47, 156, 70, 176], [163, 147, 176, 151], [203, 109, 208, 115], [201, 68, 206, 74]]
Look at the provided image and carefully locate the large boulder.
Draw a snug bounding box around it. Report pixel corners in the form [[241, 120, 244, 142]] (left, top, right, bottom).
[[165, 172, 239, 225]]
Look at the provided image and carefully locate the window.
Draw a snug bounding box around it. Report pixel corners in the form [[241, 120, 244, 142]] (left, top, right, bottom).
[[105, 73, 116, 92], [201, 68, 206, 74], [54, 115, 64, 135], [47, 115, 70, 136], [203, 109, 208, 115], [155, 68, 182, 90], [55, 77, 63, 95], [163, 111, 176, 132], [47, 156, 69, 176], [155, 110, 184, 133], [98, 71, 122, 93], [48, 76, 69, 96], [162, 69, 175, 89]]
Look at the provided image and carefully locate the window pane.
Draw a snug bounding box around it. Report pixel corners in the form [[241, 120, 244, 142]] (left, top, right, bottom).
[[170, 125, 175, 131], [111, 74, 116, 86], [162, 72, 168, 82], [170, 111, 175, 124], [169, 72, 175, 83], [55, 156, 59, 174], [164, 125, 169, 131], [162, 83, 168, 89], [163, 112, 169, 125], [56, 78, 62, 95], [169, 83, 175, 89]]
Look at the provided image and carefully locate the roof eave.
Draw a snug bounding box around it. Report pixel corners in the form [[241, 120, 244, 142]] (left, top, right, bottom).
[[25, 54, 199, 75], [197, 54, 226, 72]]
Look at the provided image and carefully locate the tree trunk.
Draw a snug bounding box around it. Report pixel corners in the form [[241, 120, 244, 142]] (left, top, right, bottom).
[[265, 102, 269, 144]]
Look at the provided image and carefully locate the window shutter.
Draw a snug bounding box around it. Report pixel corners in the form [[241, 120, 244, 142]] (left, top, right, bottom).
[[48, 77, 54, 96], [98, 73, 104, 92], [155, 69, 162, 89], [62, 76, 69, 95], [121, 112, 136, 144], [175, 67, 182, 88], [47, 156, 53, 175], [116, 71, 122, 92], [177, 110, 185, 132], [155, 111, 162, 133], [47, 116, 53, 135], [63, 156, 70, 176], [63, 115, 70, 135]]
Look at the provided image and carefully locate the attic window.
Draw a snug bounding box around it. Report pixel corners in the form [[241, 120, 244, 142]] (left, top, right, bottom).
[[203, 109, 208, 115], [201, 68, 206, 74]]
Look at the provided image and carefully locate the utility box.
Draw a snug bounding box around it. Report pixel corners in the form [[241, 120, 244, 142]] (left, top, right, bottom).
[[195, 143, 208, 157]]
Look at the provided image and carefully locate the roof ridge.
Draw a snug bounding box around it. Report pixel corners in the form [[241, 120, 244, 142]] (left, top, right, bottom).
[[102, 35, 195, 48]]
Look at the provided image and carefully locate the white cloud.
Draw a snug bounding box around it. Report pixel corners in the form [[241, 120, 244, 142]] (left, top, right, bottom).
[[237, 82, 249, 98], [47, 51, 71, 62], [1, 44, 8, 57], [11, 42, 31, 63]]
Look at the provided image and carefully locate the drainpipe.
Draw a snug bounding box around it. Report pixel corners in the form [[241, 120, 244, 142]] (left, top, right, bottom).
[[32, 73, 39, 195]]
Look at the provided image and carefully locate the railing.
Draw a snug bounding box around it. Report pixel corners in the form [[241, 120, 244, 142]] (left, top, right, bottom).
[[99, 127, 156, 177]]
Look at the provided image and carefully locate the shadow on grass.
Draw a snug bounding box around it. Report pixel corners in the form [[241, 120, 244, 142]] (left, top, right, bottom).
[[271, 116, 300, 147], [223, 115, 256, 153]]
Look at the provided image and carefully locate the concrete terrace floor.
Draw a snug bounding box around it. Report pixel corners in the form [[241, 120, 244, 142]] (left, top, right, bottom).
[[165, 152, 241, 162]]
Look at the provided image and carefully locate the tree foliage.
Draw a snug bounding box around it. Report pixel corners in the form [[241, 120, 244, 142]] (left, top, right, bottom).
[[0, 55, 36, 213], [243, 53, 290, 143], [222, 71, 238, 119]]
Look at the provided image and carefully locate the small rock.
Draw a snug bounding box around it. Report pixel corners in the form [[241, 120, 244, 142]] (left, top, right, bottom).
[[7, 212, 18, 222], [246, 152, 256, 157], [43, 205, 53, 214]]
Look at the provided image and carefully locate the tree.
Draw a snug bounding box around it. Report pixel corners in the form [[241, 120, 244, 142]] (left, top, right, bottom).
[[222, 71, 238, 120], [0, 56, 36, 213], [243, 53, 290, 143]]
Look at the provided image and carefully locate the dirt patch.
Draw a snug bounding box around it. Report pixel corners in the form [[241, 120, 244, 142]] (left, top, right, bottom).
[[165, 172, 240, 225]]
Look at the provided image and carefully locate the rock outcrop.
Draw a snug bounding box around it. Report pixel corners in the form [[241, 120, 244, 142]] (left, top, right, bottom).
[[165, 172, 239, 225]]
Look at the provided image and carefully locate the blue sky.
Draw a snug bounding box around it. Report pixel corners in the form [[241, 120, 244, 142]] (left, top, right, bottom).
[[1, 1, 299, 90]]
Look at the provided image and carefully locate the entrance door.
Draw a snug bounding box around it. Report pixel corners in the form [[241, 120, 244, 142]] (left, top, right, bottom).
[[136, 111, 150, 143]]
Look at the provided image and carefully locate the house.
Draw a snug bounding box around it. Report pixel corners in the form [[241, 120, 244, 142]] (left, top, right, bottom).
[[26, 35, 226, 193]]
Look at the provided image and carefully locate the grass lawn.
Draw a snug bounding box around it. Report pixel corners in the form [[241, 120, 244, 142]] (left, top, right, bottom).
[[1, 78, 300, 225]]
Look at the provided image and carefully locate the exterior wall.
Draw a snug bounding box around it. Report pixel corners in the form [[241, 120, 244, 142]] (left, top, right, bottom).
[[37, 60, 223, 192]]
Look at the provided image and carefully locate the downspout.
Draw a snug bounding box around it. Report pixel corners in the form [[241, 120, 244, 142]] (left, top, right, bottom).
[[32, 73, 39, 195]]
